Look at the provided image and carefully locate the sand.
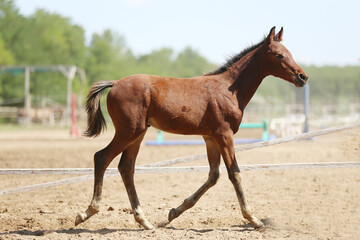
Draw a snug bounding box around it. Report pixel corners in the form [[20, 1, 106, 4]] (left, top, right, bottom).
[[0, 126, 359, 239]]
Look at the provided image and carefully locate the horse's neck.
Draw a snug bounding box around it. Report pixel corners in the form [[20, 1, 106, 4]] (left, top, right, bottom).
[[227, 50, 266, 110]]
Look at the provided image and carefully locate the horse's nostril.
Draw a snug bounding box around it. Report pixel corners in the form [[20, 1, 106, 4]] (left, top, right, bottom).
[[298, 73, 307, 81]]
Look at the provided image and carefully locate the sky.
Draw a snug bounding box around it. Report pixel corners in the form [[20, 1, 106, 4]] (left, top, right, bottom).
[[15, 0, 360, 66]]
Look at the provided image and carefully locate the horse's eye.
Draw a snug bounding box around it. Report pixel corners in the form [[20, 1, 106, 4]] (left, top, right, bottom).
[[276, 54, 284, 59]]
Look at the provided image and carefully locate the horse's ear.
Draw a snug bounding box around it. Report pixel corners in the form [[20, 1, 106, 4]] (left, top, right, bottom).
[[274, 27, 283, 42], [266, 26, 276, 45]]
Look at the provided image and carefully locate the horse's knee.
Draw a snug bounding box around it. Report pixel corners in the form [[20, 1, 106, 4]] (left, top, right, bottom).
[[117, 158, 134, 179], [228, 171, 241, 185], [208, 170, 220, 186]]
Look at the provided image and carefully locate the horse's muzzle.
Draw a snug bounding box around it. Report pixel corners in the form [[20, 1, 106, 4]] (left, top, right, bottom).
[[294, 73, 308, 87]]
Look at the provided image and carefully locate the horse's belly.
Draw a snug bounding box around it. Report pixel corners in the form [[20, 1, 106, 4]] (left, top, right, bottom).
[[147, 110, 207, 135]]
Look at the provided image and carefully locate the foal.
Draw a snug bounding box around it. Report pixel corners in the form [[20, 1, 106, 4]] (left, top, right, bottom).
[[75, 27, 308, 230]]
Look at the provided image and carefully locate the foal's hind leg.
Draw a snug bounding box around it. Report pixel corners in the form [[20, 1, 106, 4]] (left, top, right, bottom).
[[168, 136, 220, 222], [215, 133, 264, 229], [75, 134, 127, 226], [118, 132, 154, 230]]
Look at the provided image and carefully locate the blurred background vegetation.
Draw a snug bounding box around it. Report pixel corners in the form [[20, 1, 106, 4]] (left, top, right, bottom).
[[0, 0, 359, 125]]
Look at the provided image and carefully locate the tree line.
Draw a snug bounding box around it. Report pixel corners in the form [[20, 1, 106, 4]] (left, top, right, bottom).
[[0, 0, 359, 108]]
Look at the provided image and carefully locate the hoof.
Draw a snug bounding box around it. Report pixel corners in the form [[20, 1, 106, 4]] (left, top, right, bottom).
[[168, 208, 177, 222], [134, 214, 155, 230], [157, 221, 170, 228], [75, 213, 85, 226], [136, 218, 155, 230], [75, 206, 99, 226], [145, 223, 156, 230], [255, 224, 266, 232], [254, 221, 265, 231]]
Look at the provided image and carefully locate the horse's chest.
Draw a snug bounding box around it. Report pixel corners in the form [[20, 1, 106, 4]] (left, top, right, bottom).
[[210, 100, 242, 132], [223, 107, 243, 130]]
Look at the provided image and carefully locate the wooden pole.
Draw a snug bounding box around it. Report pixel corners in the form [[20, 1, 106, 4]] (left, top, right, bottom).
[[70, 93, 79, 136], [65, 66, 77, 125]]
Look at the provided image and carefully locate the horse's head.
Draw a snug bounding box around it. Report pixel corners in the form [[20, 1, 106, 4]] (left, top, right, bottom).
[[262, 27, 308, 87]]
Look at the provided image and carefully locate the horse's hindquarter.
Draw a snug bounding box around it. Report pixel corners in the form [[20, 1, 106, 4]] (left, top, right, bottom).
[[107, 75, 152, 131]]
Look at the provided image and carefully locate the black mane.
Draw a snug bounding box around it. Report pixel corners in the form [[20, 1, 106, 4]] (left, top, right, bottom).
[[205, 38, 265, 76]]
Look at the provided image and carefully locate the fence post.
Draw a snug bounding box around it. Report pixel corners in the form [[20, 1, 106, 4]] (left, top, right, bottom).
[[262, 119, 269, 141], [303, 84, 310, 133], [24, 66, 31, 125], [156, 130, 163, 143]]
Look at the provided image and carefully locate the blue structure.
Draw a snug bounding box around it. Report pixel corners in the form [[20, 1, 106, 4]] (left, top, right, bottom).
[[146, 119, 270, 146]]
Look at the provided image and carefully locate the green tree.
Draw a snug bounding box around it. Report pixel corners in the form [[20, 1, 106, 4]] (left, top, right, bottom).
[[0, 3, 87, 105], [86, 29, 135, 84], [0, 0, 26, 62], [137, 48, 174, 76], [0, 0, 25, 103], [20, 9, 86, 66], [0, 35, 14, 65]]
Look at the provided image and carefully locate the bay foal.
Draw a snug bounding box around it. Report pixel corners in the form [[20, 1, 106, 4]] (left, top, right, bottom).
[[75, 27, 308, 230]]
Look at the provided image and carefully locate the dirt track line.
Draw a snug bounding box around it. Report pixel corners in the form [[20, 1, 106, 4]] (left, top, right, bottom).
[[1, 161, 360, 196]]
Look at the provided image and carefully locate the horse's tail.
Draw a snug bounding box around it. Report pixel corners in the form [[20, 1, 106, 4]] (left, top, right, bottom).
[[83, 81, 114, 137]]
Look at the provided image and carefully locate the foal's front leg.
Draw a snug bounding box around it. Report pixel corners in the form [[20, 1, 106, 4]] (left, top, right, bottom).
[[168, 136, 220, 222], [215, 133, 264, 229]]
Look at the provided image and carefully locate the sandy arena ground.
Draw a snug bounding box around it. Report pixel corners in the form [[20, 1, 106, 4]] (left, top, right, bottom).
[[0, 126, 359, 239]]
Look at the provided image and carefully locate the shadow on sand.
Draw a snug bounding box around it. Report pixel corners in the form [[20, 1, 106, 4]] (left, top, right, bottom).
[[0, 227, 145, 237], [1, 218, 275, 236], [160, 218, 274, 233]]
